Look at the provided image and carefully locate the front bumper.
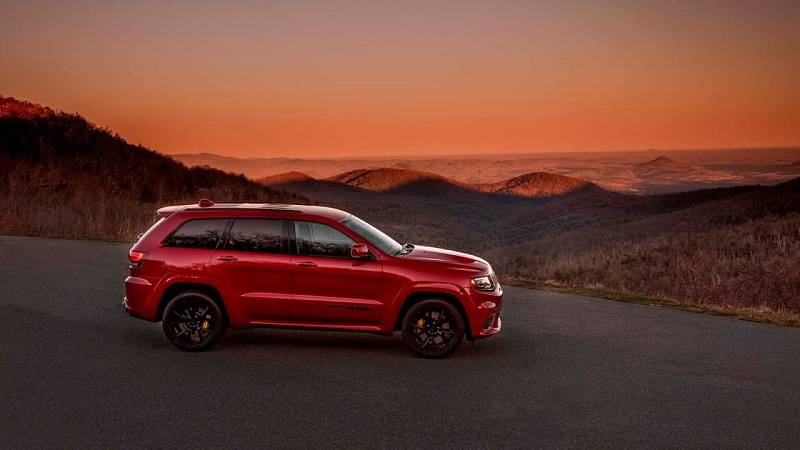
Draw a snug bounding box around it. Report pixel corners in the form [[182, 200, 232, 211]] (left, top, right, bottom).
[[470, 286, 503, 339]]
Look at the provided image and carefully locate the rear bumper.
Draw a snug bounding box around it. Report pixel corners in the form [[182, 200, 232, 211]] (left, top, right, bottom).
[[123, 276, 158, 321], [123, 297, 149, 321]]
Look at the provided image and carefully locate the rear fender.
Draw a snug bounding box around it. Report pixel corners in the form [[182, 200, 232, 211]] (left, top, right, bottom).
[[153, 274, 247, 328]]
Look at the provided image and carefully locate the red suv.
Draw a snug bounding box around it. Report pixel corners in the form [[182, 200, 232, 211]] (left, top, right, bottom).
[[124, 200, 502, 357]]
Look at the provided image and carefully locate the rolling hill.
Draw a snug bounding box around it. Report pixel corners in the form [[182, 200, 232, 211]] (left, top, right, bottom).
[[327, 168, 464, 192], [477, 172, 604, 197], [632, 155, 741, 191], [0, 96, 307, 240], [637, 155, 687, 169], [174, 149, 800, 194], [262, 164, 800, 314]]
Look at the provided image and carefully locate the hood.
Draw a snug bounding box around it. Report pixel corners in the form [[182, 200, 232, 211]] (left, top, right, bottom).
[[402, 245, 491, 272]]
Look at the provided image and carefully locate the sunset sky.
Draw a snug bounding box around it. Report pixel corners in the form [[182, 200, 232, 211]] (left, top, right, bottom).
[[1, 0, 799, 157]]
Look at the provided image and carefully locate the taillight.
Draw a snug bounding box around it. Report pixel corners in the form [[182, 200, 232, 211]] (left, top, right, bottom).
[[129, 250, 146, 266]]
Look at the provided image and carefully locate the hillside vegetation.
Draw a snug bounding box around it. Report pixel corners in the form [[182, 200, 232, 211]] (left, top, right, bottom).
[[264, 171, 800, 316], [0, 97, 306, 240]]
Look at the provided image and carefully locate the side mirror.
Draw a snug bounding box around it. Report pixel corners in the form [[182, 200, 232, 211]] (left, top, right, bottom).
[[351, 243, 370, 259]]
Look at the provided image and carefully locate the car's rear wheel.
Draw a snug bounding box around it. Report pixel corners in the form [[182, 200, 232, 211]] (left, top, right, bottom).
[[162, 291, 227, 351], [401, 299, 465, 358]]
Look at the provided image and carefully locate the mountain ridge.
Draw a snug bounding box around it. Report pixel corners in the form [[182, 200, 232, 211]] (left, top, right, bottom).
[[0, 96, 57, 119], [262, 167, 608, 200]]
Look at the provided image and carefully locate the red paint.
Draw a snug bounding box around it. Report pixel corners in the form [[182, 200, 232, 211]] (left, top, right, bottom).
[[124, 203, 502, 342]]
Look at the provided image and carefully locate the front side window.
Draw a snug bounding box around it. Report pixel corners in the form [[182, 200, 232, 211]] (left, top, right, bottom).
[[341, 215, 402, 255], [294, 221, 356, 258], [226, 219, 286, 253], [165, 219, 227, 249]]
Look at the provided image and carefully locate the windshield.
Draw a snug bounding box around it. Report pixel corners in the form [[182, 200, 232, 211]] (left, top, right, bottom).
[[341, 215, 404, 255]]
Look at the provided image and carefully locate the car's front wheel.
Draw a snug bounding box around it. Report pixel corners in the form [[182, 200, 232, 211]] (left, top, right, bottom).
[[401, 299, 465, 358], [162, 291, 227, 351]]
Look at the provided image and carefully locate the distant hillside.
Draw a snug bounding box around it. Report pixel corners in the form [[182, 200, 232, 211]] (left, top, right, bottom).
[[174, 150, 800, 194], [265, 168, 607, 200], [638, 156, 683, 167], [0, 96, 307, 240], [328, 168, 464, 192], [258, 171, 315, 185], [636, 156, 697, 176], [477, 172, 604, 197], [632, 155, 740, 192]]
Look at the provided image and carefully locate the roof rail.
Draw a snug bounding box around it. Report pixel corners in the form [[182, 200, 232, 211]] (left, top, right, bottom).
[[198, 199, 214, 208]]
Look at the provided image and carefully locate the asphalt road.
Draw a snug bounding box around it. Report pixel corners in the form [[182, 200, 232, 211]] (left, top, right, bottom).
[[1, 236, 799, 449]]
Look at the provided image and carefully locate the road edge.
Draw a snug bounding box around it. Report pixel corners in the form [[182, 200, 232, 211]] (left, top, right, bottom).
[[505, 279, 800, 329]]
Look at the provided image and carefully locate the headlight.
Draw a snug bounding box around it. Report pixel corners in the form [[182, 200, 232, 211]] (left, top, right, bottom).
[[471, 274, 497, 291]]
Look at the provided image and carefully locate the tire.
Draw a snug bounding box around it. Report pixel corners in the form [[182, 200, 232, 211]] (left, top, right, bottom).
[[401, 299, 465, 358], [161, 291, 227, 351]]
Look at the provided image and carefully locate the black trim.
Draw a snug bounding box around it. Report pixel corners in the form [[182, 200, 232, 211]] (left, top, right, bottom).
[[217, 218, 234, 250], [183, 206, 304, 213], [286, 219, 296, 255]]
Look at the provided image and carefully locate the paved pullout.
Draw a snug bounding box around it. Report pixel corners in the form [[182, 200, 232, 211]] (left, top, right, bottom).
[[1, 236, 799, 448]]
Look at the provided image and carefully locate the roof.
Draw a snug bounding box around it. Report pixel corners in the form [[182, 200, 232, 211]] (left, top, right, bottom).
[[156, 202, 351, 221]]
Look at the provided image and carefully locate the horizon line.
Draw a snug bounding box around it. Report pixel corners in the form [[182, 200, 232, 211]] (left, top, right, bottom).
[[168, 145, 800, 161]]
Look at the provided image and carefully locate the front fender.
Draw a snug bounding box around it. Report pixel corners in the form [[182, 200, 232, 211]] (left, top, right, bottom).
[[382, 281, 472, 334]]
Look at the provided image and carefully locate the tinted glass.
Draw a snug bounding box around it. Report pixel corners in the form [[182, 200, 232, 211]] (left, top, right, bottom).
[[227, 219, 285, 253], [165, 219, 227, 249], [295, 221, 356, 258], [341, 215, 402, 255]]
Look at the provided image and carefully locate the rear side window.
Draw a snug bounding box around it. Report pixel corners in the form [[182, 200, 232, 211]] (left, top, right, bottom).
[[226, 219, 286, 253], [165, 219, 227, 249], [294, 221, 355, 258]]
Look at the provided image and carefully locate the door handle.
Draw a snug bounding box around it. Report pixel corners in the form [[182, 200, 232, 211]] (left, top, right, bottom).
[[216, 256, 238, 262], [296, 261, 316, 267]]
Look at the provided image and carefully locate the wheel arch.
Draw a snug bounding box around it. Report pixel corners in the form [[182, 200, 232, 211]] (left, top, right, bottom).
[[393, 291, 473, 340], [157, 282, 229, 323]]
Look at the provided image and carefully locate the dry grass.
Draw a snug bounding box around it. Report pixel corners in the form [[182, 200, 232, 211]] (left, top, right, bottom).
[[505, 278, 800, 328], [497, 213, 800, 315]]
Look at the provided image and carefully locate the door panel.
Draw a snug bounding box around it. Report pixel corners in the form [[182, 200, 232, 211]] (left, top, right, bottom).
[[291, 256, 384, 325], [210, 219, 292, 322], [290, 221, 384, 325]]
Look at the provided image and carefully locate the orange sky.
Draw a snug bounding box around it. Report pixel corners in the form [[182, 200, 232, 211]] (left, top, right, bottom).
[[1, 0, 799, 157]]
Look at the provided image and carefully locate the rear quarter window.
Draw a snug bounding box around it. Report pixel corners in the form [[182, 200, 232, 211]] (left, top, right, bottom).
[[164, 219, 228, 249]]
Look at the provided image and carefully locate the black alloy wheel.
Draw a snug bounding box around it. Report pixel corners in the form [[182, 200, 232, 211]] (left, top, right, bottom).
[[402, 299, 465, 358], [162, 291, 227, 351]]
